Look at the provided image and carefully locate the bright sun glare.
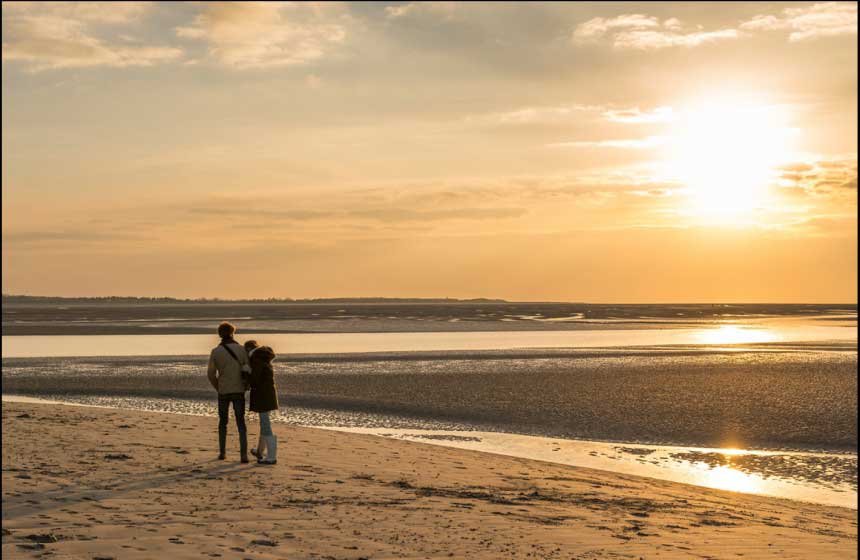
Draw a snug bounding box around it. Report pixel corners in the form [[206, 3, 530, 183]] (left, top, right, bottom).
[[664, 96, 798, 222], [695, 325, 779, 345], [699, 465, 761, 494]]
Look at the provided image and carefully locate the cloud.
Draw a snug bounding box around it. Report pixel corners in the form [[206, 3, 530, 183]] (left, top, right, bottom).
[[629, 188, 674, 198], [352, 207, 526, 222], [466, 104, 602, 125], [741, 2, 857, 42], [779, 162, 816, 173], [191, 201, 525, 224], [2, 2, 153, 24], [2, 229, 144, 244], [175, 2, 350, 68], [190, 207, 335, 220], [776, 157, 858, 195], [468, 104, 676, 126], [602, 106, 676, 124], [384, 4, 415, 20], [1, 2, 182, 71], [383, 2, 460, 21], [573, 13, 739, 50], [573, 14, 659, 41], [173, 176, 694, 241], [574, 3, 855, 51], [613, 28, 739, 50], [548, 136, 667, 149]]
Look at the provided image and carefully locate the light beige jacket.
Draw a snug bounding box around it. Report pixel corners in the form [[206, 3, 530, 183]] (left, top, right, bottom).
[[207, 342, 248, 395]]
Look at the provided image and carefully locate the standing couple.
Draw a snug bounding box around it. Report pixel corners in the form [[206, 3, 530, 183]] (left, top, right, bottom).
[[207, 322, 279, 464]]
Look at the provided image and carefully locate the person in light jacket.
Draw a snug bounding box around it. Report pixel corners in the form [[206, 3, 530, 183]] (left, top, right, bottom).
[[207, 322, 249, 463], [244, 340, 280, 465]]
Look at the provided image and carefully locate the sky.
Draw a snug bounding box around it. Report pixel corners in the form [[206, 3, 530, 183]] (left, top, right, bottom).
[[1, 1, 857, 302]]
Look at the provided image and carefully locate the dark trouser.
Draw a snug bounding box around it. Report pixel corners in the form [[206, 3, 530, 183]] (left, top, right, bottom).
[[218, 392, 248, 457]]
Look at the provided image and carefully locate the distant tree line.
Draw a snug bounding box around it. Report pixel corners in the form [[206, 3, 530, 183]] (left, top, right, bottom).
[[1, 294, 509, 304]]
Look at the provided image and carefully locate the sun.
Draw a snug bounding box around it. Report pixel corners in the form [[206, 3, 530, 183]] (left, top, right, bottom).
[[663, 96, 798, 222]]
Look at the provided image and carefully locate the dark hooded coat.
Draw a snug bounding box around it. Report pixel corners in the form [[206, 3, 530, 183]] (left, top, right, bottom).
[[248, 346, 279, 413]]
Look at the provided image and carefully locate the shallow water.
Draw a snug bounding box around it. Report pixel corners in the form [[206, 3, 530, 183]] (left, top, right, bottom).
[[2, 320, 855, 358], [333, 428, 857, 510]]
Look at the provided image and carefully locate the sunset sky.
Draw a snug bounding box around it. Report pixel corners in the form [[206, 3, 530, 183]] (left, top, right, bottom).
[[2, 1, 857, 301]]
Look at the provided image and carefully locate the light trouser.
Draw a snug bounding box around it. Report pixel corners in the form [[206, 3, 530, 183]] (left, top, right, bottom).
[[256, 411, 277, 462]]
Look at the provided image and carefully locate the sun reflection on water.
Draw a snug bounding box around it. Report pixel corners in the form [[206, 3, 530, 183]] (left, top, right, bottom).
[[695, 325, 779, 345], [698, 464, 763, 494]]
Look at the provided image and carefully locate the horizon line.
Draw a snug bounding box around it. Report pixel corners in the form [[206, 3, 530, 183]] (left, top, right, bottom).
[[2, 294, 857, 306]]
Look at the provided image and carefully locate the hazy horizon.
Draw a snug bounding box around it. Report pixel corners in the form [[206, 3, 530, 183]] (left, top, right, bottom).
[[3, 292, 858, 305], [2, 2, 857, 302]]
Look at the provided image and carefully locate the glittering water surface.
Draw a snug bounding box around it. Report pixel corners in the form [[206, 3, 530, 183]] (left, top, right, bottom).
[[334, 429, 857, 510], [2, 320, 855, 358]]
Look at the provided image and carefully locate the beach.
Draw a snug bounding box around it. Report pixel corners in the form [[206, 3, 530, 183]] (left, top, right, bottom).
[[3, 401, 857, 559], [5, 0, 858, 555], [3, 303, 857, 557]]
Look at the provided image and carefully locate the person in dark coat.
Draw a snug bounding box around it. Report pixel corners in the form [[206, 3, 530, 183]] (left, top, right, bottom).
[[244, 340, 280, 464]]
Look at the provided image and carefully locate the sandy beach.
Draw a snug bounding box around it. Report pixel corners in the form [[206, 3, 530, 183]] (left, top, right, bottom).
[[2, 401, 856, 559]]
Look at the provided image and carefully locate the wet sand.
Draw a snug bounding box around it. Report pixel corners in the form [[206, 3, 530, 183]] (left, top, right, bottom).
[[2, 401, 857, 559], [4, 394, 856, 508], [4, 345, 856, 450], [4, 302, 855, 335]]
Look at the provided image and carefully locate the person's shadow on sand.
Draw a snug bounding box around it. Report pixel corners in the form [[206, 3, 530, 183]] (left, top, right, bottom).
[[3, 460, 251, 520]]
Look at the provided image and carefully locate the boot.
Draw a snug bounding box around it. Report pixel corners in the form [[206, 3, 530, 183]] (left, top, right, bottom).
[[218, 426, 227, 460], [251, 434, 268, 462], [263, 435, 277, 464]]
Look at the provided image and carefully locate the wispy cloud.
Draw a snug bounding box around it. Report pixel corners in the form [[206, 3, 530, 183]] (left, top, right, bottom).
[[776, 157, 858, 194], [2, 229, 146, 244], [574, 3, 856, 51], [466, 104, 602, 125], [602, 106, 676, 124], [191, 200, 526, 224], [573, 13, 739, 50], [573, 14, 660, 41], [548, 136, 668, 149], [2, 2, 153, 24], [384, 2, 459, 21], [469, 104, 676, 126], [741, 2, 857, 42], [175, 2, 351, 69], [613, 28, 739, 50], [1, 1, 181, 71]]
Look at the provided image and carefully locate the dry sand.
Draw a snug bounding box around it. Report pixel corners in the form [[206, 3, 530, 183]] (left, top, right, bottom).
[[2, 402, 857, 559]]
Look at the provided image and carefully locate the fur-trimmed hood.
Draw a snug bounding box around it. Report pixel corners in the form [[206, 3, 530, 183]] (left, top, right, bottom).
[[248, 346, 275, 363]]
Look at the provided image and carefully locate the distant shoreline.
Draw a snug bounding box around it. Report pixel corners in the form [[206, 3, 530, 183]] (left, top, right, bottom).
[[3, 295, 856, 306], [2, 295, 515, 305]]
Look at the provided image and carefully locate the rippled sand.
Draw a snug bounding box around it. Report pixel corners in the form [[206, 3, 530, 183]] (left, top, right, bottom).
[[3, 402, 858, 559]]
